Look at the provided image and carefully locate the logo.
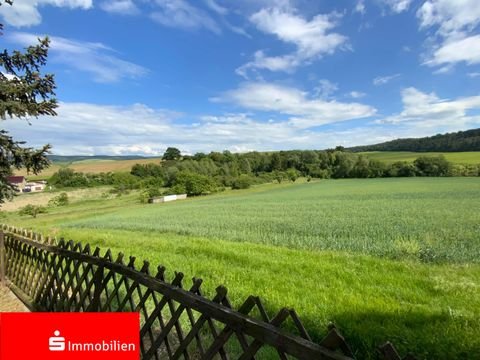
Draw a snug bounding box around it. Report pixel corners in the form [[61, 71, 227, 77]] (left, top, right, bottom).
[[49, 330, 65, 351], [47, 329, 137, 353], [0, 312, 139, 360]]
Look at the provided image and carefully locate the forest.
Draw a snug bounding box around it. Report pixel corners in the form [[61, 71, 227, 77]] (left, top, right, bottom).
[[48, 148, 480, 197], [349, 128, 480, 152]]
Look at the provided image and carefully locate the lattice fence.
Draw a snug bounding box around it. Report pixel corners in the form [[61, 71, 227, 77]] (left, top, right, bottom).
[[0, 225, 414, 360]]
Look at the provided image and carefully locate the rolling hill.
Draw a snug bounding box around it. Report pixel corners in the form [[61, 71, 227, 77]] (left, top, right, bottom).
[[349, 128, 480, 152]]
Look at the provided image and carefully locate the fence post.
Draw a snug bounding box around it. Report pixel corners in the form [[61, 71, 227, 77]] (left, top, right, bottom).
[[89, 264, 104, 311], [0, 231, 5, 286]]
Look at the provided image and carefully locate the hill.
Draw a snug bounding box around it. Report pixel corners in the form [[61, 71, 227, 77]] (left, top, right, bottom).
[[47, 155, 147, 163], [15, 156, 162, 179], [360, 151, 480, 164], [349, 128, 480, 152]]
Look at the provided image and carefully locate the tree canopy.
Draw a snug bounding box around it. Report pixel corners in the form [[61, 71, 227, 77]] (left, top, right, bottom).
[[0, 0, 57, 203], [162, 147, 181, 160]]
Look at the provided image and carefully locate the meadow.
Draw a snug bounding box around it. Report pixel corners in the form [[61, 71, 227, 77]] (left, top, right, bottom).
[[360, 151, 480, 164], [3, 178, 480, 359], [14, 157, 162, 179]]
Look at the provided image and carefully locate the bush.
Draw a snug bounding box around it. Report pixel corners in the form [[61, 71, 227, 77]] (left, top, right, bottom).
[[389, 162, 416, 177], [414, 155, 451, 176], [231, 175, 253, 190], [48, 192, 69, 207], [173, 171, 217, 196], [139, 187, 163, 203], [18, 204, 47, 218]]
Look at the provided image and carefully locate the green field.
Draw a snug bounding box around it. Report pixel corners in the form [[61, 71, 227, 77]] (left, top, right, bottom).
[[4, 178, 480, 359], [360, 151, 480, 164]]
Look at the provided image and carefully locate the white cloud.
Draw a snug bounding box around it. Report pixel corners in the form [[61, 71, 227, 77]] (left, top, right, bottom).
[[204, 0, 228, 15], [354, 0, 366, 15], [0, 0, 91, 27], [100, 0, 139, 15], [3, 94, 476, 155], [381, 0, 412, 14], [212, 82, 376, 129], [425, 34, 480, 67], [236, 51, 299, 77], [3, 100, 460, 155], [468, 72, 480, 78], [0, 101, 390, 155], [237, 7, 348, 77], [373, 73, 400, 86], [417, 0, 480, 70], [417, 0, 480, 37], [7, 32, 148, 83], [151, 0, 221, 34], [348, 91, 366, 99], [378, 87, 480, 129], [313, 79, 338, 99]]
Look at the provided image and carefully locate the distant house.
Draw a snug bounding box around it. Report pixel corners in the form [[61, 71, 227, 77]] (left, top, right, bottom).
[[23, 182, 46, 193], [7, 176, 26, 192], [149, 194, 187, 204]]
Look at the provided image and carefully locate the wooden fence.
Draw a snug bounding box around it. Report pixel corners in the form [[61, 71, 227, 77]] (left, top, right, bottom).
[[0, 225, 413, 360]]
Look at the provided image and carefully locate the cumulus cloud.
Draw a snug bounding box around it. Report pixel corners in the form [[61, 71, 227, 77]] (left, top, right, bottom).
[[378, 87, 480, 129], [150, 0, 221, 34], [237, 7, 348, 77], [417, 0, 480, 70], [212, 82, 376, 128], [3, 91, 476, 155], [425, 35, 480, 67], [0, 0, 92, 27], [7, 32, 148, 83], [0, 101, 414, 155]]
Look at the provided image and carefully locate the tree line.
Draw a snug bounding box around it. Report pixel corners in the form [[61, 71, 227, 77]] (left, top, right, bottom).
[[349, 128, 480, 152], [48, 148, 480, 197]]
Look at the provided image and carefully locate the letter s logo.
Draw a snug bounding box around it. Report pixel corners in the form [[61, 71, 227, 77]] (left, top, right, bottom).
[[49, 330, 65, 351]]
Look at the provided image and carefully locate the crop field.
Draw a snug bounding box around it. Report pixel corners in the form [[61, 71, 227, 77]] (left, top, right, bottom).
[[14, 157, 162, 179], [4, 178, 480, 359], [360, 151, 480, 164]]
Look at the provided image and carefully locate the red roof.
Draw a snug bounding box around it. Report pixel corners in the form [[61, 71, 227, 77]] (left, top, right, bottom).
[[7, 176, 25, 184]]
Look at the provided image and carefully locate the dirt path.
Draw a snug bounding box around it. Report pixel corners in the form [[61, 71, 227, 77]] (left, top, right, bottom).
[[0, 286, 29, 312]]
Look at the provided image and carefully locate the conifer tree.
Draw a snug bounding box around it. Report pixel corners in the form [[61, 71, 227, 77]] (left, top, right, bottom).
[[0, 0, 57, 202]]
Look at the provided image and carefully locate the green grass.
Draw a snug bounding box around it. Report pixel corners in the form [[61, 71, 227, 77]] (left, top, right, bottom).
[[4, 178, 480, 359], [360, 151, 480, 164], [67, 178, 480, 264]]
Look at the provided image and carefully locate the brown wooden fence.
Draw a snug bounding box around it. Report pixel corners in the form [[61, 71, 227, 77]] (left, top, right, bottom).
[[0, 225, 414, 360]]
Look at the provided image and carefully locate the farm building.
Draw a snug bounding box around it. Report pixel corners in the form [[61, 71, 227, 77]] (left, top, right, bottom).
[[149, 194, 187, 204], [23, 181, 47, 193], [6, 176, 26, 192]]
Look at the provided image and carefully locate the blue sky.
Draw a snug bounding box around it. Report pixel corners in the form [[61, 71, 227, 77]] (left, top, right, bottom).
[[1, 0, 480, 155]]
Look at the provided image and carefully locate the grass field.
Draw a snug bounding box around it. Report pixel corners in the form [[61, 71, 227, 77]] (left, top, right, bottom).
[[14, 157, 162, 179], [360, 151, 480, 164], [3, 178, 480, 359]]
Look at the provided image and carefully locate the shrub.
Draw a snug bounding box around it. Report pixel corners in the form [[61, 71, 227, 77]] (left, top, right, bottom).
[[139, 187, 163, 203], [18, 204, 47, 218], [231, 175, 254, 190], [48, 192, 69, 207], [173, 171, 217, 196], [414, 155, 451, 176]]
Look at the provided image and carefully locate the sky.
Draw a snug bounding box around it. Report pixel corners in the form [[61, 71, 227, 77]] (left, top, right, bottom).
[[1, 0, 480, 156]]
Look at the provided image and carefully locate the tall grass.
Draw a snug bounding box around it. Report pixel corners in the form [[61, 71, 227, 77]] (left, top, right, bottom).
[[5, 178, 480, 358], [67, 178, 480, 263]]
